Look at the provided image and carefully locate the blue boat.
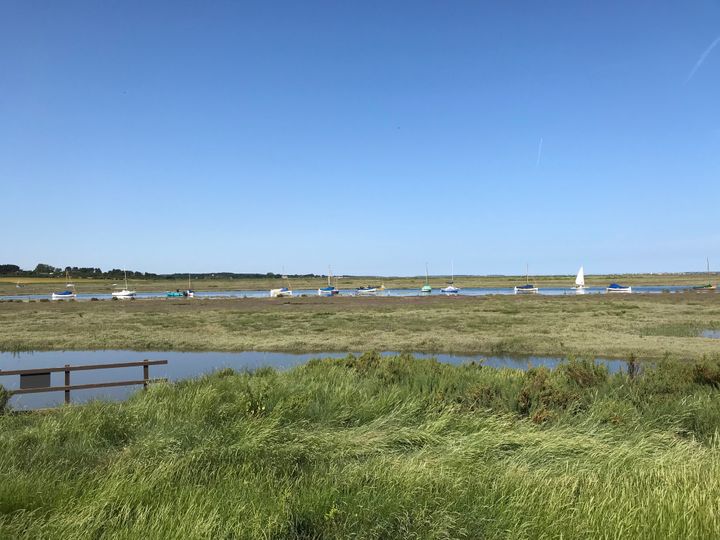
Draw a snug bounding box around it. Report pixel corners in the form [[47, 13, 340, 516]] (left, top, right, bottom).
[[606, 283, 632, 293]]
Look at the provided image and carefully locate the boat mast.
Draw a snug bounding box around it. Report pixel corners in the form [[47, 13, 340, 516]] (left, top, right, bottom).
[[124, 269, 128, 290], [526, 263, 529, 285], [451, 260, 454, 284], [188, 273, 192, 290], [425, 263, 429, 285]]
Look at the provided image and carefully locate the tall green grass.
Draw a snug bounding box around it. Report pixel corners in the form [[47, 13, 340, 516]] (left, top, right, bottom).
[[1, 354, 720, 538]]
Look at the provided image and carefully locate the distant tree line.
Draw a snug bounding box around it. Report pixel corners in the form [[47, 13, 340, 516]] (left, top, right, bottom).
[[0, 264, 320, 280]]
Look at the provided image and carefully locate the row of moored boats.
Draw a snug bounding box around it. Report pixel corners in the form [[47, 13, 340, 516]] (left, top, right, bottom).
[[49, 261, 718, 300]]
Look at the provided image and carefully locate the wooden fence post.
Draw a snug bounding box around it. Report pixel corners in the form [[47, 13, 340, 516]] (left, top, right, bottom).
[[64, 365, 70, 404], [143, 361, 149, 389]]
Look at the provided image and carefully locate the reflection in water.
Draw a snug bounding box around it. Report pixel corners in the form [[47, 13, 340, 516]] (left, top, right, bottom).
[[0, 350, 628, 410]]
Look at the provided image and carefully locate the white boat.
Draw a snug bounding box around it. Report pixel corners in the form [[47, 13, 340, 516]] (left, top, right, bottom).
[[51, 290, 76, 300], [112, 270, 136, 299], [514, 264, 539, 294], [441, 261, 460, 294], [572, 266, 586, 293], [51, 270, 77, 300], [318, 266, 339, 296], [185, 273, 195, 297], [356, 286, 378, 296], [270, 287, 293, 298], [606, 283, 632, 294]]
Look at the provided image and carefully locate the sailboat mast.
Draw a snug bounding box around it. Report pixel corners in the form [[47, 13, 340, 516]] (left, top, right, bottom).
[[425, 263, 429, 285], [526, 263, 529, 285]]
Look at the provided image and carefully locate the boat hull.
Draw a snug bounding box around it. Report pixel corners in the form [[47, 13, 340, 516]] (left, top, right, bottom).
[[356, 288, 377, 296], [514, 286, 539, 294], [112, 290, 136, 299], [51, 293, 76, 300], [606, 287, 631, 293], [270, 288, 293, 298]]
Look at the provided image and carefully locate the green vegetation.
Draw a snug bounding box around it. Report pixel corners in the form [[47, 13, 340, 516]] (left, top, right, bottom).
[[0, 294, 719, 359], [1, 354, 720, 538]]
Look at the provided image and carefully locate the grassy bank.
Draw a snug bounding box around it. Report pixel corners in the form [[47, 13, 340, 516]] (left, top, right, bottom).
[[1, 294, 719, 360], [1, 354, 720, 538], [2, 271, 717, 296]]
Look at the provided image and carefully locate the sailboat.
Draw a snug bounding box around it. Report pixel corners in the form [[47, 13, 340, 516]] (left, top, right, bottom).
[[693, 259, 717, 291], [112, 269, 137, 299], [441, 261, 460, 294], [51, 270, 77, 300], [420, 263, 432, 294], [318, 266, 339, 296], [185, 274, 195, 297], [514, 264, 539, 294], [270, 269, 293, 297], [572, 266, 586, 293]]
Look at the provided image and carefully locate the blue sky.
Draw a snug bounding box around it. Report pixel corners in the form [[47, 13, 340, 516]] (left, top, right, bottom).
[[2, 1, 719, 276]]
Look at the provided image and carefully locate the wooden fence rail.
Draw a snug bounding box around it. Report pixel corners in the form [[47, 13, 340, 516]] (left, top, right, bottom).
[[0, 360, 168, 404]]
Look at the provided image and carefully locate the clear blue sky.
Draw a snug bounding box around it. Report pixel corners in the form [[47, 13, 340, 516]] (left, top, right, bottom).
[[2, 1, 719, 276]]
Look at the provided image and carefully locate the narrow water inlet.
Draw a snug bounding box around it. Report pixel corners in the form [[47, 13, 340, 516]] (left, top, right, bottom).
[[700, 330, 720, 339], [0, 350, 629, 410]]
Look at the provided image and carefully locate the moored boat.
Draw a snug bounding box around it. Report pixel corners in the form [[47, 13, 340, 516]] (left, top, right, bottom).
[[51, 270, 77, 300], [356, 286, 378, 296], [441, 261, 460, 294], [514, 284, 539, 294], [51, 290, 76, 300], [270, 287, 293, 298], [693, 259, 717, 291], [318, 266, 339, 296], [112, 269, 136, 299], [420, 263, 432, 294], [514, 264, 539, 294], [606, 283, 632, 293]]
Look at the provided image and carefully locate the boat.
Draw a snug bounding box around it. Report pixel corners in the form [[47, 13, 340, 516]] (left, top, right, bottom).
[[606, 283, 632, 293], [693, 259, 717, 291], [356, 286, 378, 296], [572, 266, 586, 293], [318, 266, 339, 296], [441, 261, 460, 294], [166, 290, 184, 297], [270, 287, 293, 298], [51, 270, 77, 300], [421, 263, 432, 294], [514, 264, 539, 294], [112, 270, 137, 299], [51, 290, 76, 300], [270, 269, 293, 297], [185, 274, 195, 297]]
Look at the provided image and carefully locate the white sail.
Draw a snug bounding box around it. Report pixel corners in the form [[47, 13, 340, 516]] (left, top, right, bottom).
[[575, 266, 585, 287]]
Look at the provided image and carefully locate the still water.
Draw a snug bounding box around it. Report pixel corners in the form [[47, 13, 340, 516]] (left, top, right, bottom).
[[0, 285, 695, 301], [0, 350, 628, 410]]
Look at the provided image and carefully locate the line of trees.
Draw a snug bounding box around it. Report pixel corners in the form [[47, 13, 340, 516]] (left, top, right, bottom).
[[0, 264, 320, 280]]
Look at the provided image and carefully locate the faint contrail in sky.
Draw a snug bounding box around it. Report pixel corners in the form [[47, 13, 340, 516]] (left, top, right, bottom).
[[686, 35, 720, 84], [536, 137, 543, 167]]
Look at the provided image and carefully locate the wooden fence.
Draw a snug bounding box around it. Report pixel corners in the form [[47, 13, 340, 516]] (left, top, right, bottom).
[[0, 360, 168, 404]]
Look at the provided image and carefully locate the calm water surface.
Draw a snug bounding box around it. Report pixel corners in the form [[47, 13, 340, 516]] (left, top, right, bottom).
[[0, 285, 697, 301], [0, 350, 628, 410]]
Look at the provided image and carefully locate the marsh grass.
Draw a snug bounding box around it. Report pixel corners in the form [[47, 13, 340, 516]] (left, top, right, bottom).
[[1, 354, 720, 538]]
